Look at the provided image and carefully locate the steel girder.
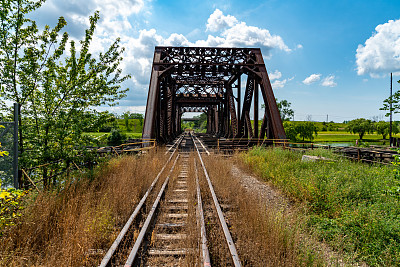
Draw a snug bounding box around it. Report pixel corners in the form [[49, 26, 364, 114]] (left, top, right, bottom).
[[142, 46, 286, 142]]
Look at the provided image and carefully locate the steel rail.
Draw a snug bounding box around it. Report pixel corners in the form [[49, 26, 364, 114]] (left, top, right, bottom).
[[194, 159, 211, 267], [99, 137, 183, 267], [191, 134, 242, 267], [165, 134, 185, 154], [124, 154, 180, 267], [193, 134, 210, 156]]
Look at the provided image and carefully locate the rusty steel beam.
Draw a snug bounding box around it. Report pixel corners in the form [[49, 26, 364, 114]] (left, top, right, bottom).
[[254, 82, 259, 139], [252, 49, 286, 140], [142, 47, 286, 143], [239, 74, 255, 137], [142, 48, 162, 140], [227, 84, 238, 137]]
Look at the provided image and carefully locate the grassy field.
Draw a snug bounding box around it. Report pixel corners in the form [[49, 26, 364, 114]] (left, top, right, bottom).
[[84, 132, 142, 139], [240, 147, 400, 266], [314, 131, 384, 142], [84, 118, 143, 145]]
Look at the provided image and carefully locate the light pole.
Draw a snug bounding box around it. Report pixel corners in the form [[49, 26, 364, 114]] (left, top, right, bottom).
[[390, 73, 393, 146]]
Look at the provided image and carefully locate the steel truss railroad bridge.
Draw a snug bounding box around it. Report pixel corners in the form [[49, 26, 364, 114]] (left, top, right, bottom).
[[142, 46, 286, 143]]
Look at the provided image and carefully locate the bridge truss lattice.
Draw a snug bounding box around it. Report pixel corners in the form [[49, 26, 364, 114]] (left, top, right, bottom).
[[142, 46, 286, 143]]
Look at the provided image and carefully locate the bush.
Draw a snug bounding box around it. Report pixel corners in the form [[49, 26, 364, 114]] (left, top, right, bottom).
[[107, 129, 126, 146], [0, 180, 27, 236]]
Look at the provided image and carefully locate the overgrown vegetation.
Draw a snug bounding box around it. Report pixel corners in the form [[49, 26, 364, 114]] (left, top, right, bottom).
[[0, 180, 27, 235], [203, 155, 326, 266], [240, 147, 400, 266], [0, 151, 166, 266]]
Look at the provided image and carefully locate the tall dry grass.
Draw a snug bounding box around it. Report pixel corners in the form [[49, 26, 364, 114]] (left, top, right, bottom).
[[202, 154, 325, 266], [0, 150, 168, 266]]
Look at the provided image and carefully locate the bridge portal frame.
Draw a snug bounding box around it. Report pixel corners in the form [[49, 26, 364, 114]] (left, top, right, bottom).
[[142, 46, 286, 143]]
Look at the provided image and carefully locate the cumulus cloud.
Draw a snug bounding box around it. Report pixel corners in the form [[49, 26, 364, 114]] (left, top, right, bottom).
[[206, 9, 238, 32], [30, 0, 144, 39], [117, 9, 293, 96], [272, 79, 287, 89], [321, 75, 337, 87], [271, 76, 294, 89], [30, 5, 296, 112], [269, 70, 282, 80], [196, 9, 292, 57], [356, 19, 400, 76], [303, 74, 321, 85], [218, 22, 290, 54]]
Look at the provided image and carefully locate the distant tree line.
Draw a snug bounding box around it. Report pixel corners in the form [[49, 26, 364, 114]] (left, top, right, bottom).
[[282, 119, 400, 141]]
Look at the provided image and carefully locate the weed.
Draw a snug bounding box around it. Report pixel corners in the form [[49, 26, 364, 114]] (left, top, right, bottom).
[[0, 150, 167, 266], [240, 147, 400, 266], [203, 154, 325, 266]]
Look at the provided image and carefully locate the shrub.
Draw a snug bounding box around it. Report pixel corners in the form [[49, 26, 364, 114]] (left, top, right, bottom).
[[107, 129, 126, 146]]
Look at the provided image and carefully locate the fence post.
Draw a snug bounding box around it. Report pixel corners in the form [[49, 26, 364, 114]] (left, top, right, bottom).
[[13, 103, 19, 189]]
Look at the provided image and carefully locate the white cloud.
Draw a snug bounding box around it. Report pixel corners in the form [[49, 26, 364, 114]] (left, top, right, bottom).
[[356, 19, 400, 76], [206, 8, 238, 32], [31, 0, 144, 39], [269, 70, 282, 80], [303, 74, 321, 85], [30, 5, 297, 112], [272, 80, 287, 89], [321, 75, 337, 87], [218, 22, 291, 54], [271, 76, 294, 89]]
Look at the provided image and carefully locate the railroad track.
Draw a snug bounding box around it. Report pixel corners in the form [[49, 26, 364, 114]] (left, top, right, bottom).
[[99, 132, 241, 267]]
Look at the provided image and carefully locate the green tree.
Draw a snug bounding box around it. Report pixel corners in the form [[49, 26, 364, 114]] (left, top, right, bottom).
[[381, 80, 400, 116], [375, 121, 399, 139], [262, 98, 294, 121], [295, 121, 318, 141], [129, 113, 144, 126], [346, 118, 375, 140], [283, 121, 297, 141], [376, 121, 388, 139], [0, 1, 130, 186], [192, 113, 207, 132], [0, 0, 47, 153], [276, 99, 294, 121], [123, 112, 131, 131], [81, 111, 116, 133]]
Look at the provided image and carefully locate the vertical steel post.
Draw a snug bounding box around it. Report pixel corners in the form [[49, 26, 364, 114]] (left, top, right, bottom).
[[13, 103, 19, 189], [254, 82, 259, 139], [237, 75, 241, 131], [390, 73, 393, 146]]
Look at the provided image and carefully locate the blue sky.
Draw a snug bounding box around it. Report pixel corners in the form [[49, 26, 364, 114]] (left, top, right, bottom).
[[30, 0, 400, 122]]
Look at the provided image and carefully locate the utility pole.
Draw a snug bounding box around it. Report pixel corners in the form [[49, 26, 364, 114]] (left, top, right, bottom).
[[390, 73, 393, 146], [326, 114, 328, 122], [13, 103, 19, 188]]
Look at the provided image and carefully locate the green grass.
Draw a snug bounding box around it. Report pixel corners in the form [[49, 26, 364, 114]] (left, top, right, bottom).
[[83, 118, 143, 144], [241, 147, 400, 266], [116, 119, 143, 133], [314, 131, 400, 143], [84, 132, 142, 138], [314, 131, 384, 142]]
